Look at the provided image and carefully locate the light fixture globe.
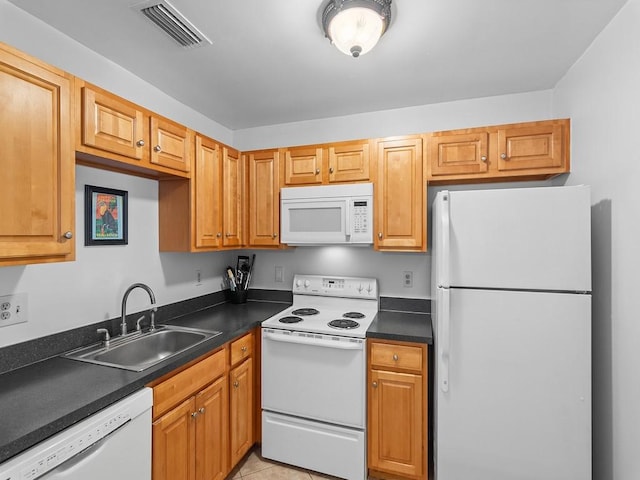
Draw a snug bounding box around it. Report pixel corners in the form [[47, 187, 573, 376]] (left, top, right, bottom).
[[322, 0, 392, 58]]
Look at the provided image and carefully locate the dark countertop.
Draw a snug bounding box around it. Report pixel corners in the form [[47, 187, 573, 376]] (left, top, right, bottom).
[[0, 300, 288, 465], [0, 298, 432, 465], [367, 310, 433, 344]]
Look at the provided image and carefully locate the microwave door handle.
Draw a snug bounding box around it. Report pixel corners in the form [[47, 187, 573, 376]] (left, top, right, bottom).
[[345, 200, 352, 238]]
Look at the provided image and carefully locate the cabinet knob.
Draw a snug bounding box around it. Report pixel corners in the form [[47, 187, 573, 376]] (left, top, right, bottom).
[[63, 231, 73, 239], [500, 153, 507, 159], [241, 346, 247, 353], [273, 233, 278, 239], [481, 155, 487, 162], [136, 140, 145, 147], [217, 232, 221, 238], [233, 380, 240, 388], [315, 168, 320, 174], [392, 354, 399, 361], [226, 233, 232, 237], [378, 232, 383, 239], [191, 411, 199, 418], [372, 381, 378, 388], [329, 167, 334, 173], [198, 407, 205, 414], [154, 145, 162, 152]]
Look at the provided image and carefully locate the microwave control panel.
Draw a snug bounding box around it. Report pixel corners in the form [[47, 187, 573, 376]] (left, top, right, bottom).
[[351, 199, 371, 237]]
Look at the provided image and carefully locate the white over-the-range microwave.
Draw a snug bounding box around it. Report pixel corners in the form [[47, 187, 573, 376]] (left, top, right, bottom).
[[280, 183, 373, 245]]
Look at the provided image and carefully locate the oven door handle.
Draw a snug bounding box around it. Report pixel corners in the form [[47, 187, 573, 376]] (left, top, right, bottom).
[[263, 331, 363, 350]]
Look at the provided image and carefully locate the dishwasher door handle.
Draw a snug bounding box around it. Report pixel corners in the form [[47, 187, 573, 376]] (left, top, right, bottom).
[[263, 331, 363, 350]]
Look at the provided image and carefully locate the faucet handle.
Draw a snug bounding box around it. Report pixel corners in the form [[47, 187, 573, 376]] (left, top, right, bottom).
[[97, 328, 110, 346], [135, 315, 147, 331]]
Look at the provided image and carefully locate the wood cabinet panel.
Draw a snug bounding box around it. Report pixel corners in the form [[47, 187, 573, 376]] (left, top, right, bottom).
[[153, 397, 196, 480], [150, 116, 192, 173], [246, 150, 280, 246], [369, 369, 424, 478], [0, 43, 74, 266], [194, 136, 222, 248], [428, 131, 489, 177], [374, 137, 425, 252], [230, 331, 254, 366], [195, 377, 228, 480], [284, 146, 324, 185], [497, 122, 565, 172], [229, 358, 254, 466], [153, 348, 226, 419], [328, 140, 371, 183], [81, 86, 145, 160], [370, 342, 424, 373], [222, 146, 243, 247]]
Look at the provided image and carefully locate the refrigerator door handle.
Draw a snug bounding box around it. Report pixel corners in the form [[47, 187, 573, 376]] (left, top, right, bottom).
[[438, 192, 451, 288], [440, 287, 450, 392]]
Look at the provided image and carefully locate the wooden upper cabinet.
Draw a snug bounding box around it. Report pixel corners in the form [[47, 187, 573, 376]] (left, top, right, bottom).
[[0, 43, 75, 267], [427, 119, 570, 184], [194, 135, 222, 249], [374, 136, 425, 252], [283, 146, 324, 185], [151, 116, 192, 174], [428, 131, 489, 178], [246, 150, 280, 247], [497, 121, 566, 172], [328, 140, 372, 183], [222, 146, 244, 247], [81, 86, 146, 160]]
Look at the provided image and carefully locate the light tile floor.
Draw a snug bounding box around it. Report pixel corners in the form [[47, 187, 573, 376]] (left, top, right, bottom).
[[228, 448, 345, 480]]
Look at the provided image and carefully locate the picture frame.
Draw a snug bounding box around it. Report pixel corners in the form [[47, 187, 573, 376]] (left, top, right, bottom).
[[84, 185, 128, 246]]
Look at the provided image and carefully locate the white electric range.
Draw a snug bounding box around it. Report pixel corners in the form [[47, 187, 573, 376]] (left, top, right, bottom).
[[261, 274, 378, 480]]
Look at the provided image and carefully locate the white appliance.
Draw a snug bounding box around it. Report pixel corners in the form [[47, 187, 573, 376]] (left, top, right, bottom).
[[0, 388, 152, 480], [261, 274, 378, 480], [280, 183, 373, 245], [432, 185, 592, 480]]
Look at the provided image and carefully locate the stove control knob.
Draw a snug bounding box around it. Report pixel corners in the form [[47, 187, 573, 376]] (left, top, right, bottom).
[[366, 284, 373, 294], [304, 280, 311, 288], [358, 284, 363, 293], [295, 279, 302, 288]]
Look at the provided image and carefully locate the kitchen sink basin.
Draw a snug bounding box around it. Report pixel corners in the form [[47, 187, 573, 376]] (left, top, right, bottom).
[[63, 325, 222, 371]]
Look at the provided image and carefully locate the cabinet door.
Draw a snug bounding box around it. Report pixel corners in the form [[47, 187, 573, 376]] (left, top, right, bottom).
[[153, 397, 196, 480], [229, 358, 254, 466], [246, 150, 280, 246], [374, 137, 425, 251], [0, 45, 74, 266], [150, 116, 192, 173], [222, 146, 244, 247], [194, 136, 223, 248], [369, 369, 424, 478], [497, 121, 566, 172], [195, 377, 228, 480], [328, 140, 371, 183], [81, 86, 146, 160], [284, 146, 323, 185], [427, 131, 489, 178]]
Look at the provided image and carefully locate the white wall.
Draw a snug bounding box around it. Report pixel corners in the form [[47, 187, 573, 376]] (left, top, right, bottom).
[[552, 0, 639, 478], [553, 0, 640, 480]]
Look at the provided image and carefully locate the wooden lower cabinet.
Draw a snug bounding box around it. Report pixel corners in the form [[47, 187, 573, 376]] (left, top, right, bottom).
[[229, 334, 254, 465], [153, 397, 196, 480], [368, 340, 428, 480], [195, 377, 229, 480]]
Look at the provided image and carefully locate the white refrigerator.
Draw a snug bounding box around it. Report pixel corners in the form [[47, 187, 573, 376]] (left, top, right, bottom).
[[432, 185, 592, 480]]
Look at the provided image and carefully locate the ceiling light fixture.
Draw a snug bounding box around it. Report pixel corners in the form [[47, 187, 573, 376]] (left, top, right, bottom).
[[322, 0, 392, 58]]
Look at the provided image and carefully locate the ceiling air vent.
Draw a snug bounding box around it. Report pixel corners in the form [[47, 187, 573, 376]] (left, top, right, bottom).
[[133, 0, 212, 48]]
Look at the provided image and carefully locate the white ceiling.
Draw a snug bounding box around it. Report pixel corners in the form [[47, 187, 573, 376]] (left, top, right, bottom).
[[9, 0, 627, 130]]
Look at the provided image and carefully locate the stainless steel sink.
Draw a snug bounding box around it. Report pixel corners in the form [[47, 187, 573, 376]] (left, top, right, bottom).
[[63, 325, 222, 371]]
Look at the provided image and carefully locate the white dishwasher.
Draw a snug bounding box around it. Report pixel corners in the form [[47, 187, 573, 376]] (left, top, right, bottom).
[[0, 387, 152, 480]]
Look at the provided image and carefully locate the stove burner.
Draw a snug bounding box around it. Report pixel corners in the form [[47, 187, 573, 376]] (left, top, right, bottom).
[[292, 308, 320, 316], [328, 319, 360, 330], [343, 312, 365, 319], [279, 316, 303, 324]]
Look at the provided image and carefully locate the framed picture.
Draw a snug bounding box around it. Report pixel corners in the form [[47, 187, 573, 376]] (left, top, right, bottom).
[[84, 185, 128, 246]]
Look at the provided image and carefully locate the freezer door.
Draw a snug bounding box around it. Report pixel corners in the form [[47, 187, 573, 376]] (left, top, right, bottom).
[[435, 289, 591, 480], [441, 185, 591, 292]]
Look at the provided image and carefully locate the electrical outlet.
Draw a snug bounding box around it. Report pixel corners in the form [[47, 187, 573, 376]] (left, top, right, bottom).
[[275, 266, 284, 283], [196, 269, 202, 286], [0, 293, 28, 327], [403, 271, 413, 288]]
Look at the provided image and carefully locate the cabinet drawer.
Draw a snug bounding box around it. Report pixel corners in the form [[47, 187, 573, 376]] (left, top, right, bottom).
[[370, 341, 424, 373], [153, 348, 226, 418], [230, 331, 254, 366]]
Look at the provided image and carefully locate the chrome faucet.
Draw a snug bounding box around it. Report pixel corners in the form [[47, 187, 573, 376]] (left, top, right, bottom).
[[121, 283, 157, 336]]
